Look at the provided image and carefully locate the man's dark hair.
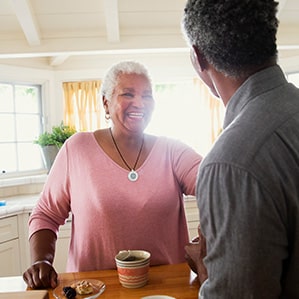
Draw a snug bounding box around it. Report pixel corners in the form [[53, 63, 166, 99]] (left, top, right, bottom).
[[182, 0, 279, 77]]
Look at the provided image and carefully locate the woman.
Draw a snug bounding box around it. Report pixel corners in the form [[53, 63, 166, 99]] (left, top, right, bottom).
[[23, 61, 202, 289]]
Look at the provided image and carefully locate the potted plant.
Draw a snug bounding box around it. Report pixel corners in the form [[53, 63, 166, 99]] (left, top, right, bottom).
[[34, 122, 76, 172]]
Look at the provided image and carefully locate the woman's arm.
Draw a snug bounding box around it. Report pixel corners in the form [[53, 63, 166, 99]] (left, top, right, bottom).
[[23, 229, 58, 289]]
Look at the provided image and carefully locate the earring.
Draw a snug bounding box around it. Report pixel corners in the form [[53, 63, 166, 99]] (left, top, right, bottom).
[[105, 113, 110, 121]]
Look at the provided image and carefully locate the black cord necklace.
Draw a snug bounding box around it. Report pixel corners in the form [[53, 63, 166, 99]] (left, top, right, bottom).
[[109, 127, 144, 182]]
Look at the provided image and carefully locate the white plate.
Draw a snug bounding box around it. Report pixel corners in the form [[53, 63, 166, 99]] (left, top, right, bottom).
[[141, 296, 176, 299], [53, 279, 105, 299]]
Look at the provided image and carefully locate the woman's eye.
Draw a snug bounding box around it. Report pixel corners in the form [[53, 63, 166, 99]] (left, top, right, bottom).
[[119, 93, 153, 100], [143, 95, 153, 101], [121, 93, 134, 98]]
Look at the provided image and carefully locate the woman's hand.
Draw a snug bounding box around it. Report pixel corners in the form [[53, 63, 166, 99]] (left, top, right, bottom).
[[184, 225, 208, 285], [23, 260, 58, 289], [23, 229, 58, 289]]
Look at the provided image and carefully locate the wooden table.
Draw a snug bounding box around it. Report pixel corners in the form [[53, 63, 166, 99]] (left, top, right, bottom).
[[0, 263, 199, 299], [50, 263, 199, 299]]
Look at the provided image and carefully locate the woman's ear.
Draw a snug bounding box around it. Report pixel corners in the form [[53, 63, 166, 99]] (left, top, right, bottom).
[[102, 96, 109, 113], [191, 45, 207, 72]]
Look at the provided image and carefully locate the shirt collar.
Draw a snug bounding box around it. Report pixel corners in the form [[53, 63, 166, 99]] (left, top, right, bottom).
[[223, 65, 287, 129]]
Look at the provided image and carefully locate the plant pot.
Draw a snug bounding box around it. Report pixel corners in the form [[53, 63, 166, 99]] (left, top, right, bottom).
[[41, 145, 59, 173]]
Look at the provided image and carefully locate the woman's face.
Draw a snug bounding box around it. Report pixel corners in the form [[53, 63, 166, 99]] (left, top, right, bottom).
[[105, 73, 155, 134]]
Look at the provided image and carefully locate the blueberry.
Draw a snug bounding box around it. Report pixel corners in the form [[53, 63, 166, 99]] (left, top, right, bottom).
[[63, 286, 76, 299]]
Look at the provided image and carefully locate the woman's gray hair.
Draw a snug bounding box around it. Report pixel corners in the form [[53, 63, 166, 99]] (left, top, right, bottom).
[[100, 61, 152, 100]]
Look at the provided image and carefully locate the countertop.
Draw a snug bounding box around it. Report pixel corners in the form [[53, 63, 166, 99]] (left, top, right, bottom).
[[0, 194, 196, 219], [0, 194, 39, 218]]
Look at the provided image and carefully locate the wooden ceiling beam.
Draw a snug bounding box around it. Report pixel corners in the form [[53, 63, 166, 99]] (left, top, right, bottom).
[[277, 0, 288, 17], [103, 0, 120, 43], [49, 55, 70, 66], [9, 0, 41, 46]]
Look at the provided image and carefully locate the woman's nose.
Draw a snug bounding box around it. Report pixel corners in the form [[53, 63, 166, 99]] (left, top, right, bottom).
[[132, 96, 145, 107]]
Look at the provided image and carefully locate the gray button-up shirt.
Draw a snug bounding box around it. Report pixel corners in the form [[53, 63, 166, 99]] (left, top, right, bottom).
[[197, 65, 299, 298]]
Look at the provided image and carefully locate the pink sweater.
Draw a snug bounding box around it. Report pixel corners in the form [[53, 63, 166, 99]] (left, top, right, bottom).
[[29, 132, 202, 271]]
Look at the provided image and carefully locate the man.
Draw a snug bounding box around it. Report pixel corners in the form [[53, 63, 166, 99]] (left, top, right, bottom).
[[182, 0, 299, 298]]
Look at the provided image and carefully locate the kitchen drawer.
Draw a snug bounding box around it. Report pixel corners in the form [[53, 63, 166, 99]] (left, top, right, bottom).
[[0, 239, 21, 276], [0, 216, 18, 243], [187, 221, 200, 240], [184, 199, 198, 209], [186, 212, 199, 222]]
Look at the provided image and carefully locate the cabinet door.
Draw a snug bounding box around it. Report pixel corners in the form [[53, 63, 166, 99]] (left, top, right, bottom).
[[0, 239, 21, 276], [0, 216, 18, 243], [184, 197, 200, 240], [53, 218, 71, 273], [18, 213, 31, 272]]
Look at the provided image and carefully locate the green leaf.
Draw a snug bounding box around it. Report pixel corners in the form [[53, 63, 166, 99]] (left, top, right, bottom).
[[34, 122, 76, 147]]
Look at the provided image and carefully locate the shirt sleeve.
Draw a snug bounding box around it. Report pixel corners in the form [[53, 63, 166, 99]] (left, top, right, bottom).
[[197, 163, 288, 298], [29, 141, 72, 238], [170, 139, 202, 195]]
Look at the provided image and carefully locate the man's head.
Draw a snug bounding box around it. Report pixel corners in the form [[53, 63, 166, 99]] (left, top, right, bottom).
[[182, 0, 279, 78]]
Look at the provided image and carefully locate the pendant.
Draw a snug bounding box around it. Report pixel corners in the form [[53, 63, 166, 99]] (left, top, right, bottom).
[[128, 170, 138, 182]]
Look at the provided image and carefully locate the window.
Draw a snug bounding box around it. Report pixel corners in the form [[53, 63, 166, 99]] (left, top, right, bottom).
[[287, 72, 299, 87], [64, 80, 224, 156], [0, 82, 44, 176], [146, 81, 225, 155]]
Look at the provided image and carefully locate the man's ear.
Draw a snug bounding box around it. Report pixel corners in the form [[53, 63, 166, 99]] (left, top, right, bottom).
[[192, 45, 207, 72]]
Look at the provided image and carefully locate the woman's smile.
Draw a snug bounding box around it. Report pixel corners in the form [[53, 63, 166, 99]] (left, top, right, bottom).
[[127, 112, 144, 119]]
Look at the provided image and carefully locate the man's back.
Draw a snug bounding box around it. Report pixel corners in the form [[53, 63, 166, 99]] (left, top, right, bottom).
[[197, 66, 299, 298]]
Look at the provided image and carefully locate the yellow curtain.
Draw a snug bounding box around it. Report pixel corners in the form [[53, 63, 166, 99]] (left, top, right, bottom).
[[63, 80, 102, 131], [193, 78, 225, 144]]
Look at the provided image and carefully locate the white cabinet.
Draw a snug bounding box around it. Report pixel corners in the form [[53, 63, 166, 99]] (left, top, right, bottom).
[[0, 212, 72, 276], [18, 213, 31, 273], [46, 198, 200, 272], [53, 217, 71, 273], [54, 200, 201, 270], [0, 197, 197, 277], [0, 216, 21, 276], [0, 239, 21, 276], [184, 197, 200, 240]]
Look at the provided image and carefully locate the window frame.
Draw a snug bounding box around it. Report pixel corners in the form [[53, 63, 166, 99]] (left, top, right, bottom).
[[0, 80, 46, 179]]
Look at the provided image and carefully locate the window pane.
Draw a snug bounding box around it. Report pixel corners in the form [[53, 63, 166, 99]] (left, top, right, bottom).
[[18, 143, 43, 171], [0, 144, 17, 173], [16, 114, 40, 141], [146, 82, 202, 151], [0, 114, 15, 141], [146, 82, 225, 155], [288, 73, 299, 87], [0, 84, 13, 112], [15, 85, 40, 113]]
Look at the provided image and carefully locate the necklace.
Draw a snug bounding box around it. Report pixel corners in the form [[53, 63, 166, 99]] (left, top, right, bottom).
[[109, 127, 144, 182]]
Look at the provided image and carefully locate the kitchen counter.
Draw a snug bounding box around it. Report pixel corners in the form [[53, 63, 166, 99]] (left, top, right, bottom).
[[0, 194, 197, 218], [0, 194, 39, 218], [0, 194, 198, 276]]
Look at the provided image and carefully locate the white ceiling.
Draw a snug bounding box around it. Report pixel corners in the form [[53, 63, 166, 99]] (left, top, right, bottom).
[[0, 0, 299, 70]]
